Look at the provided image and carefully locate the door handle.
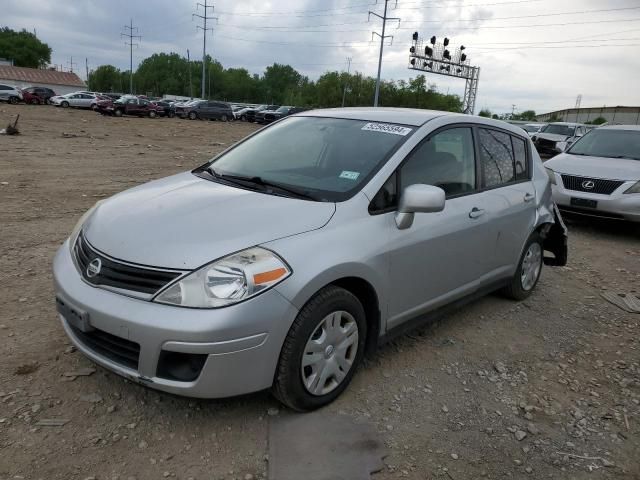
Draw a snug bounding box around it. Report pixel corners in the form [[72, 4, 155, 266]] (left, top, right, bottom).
[[524, 193, 535, 203], [469, 207, 485, 219]]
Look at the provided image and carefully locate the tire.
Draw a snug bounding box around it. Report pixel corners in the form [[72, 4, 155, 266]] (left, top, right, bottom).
[[188, 111, 197, 120], [220, 114, 228, 122], [61, 101, 69, 108], [149, 110, 157, 118], [272, 285, 367, 411], [91, 103, 97, 111], [9, 96, 19, 105], [501, 232, 543, 300], [31, 98, 40, 105], [114, 109, 123, 117], [240, 114, 247, 121], [168, 111, 175, 118]]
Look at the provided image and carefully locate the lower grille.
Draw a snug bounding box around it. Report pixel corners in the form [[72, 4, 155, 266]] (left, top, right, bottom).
[[70, 324, 140, 370], [74, 232, 182, 296], [560, 175, 624, 195]]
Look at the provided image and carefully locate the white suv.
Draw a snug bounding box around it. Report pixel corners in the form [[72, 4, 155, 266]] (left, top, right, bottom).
[[0, 84, 23, 104]]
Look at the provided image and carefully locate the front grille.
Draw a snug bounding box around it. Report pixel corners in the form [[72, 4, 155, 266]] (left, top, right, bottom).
[[70, 324, 140, 370], [74, 233, 182, 295], [560, 174, 624, 195], [537, 138, 556, 148]]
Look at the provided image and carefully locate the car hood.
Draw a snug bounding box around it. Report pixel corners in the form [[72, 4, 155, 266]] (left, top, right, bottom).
[[83, 172, 336, 270], [546, 153, 640, 181], [535, 133, 568, 142]]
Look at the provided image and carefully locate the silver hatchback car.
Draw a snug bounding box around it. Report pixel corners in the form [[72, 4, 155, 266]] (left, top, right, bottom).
[[53, 108, 568, 410]]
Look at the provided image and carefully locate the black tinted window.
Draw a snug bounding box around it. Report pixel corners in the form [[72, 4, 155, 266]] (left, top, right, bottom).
[[512, 136, 528, 181], [400, 127, 476, 197], [0, 85, 10, 90], [370, 172, 398, 212], [479, 128, 515, 188]]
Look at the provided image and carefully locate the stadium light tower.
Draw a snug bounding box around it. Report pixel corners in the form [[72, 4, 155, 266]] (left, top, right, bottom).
[[408, 33, 480, 114]]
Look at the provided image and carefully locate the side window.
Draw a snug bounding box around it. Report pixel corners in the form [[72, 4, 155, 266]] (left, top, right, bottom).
[[399, 127, 476, 197], [0, 85, 9, 90], [369, 172, 398, 212], [511, 136, 528, 181], [478, 128, 515, 188]]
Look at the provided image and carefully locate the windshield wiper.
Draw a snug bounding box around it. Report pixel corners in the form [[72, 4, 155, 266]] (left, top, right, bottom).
[[205, 167, 317, 201], [611, 155, 640, 160]]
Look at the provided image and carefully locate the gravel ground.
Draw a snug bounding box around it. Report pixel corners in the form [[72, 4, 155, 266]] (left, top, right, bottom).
[[0, 105, 638, 480]]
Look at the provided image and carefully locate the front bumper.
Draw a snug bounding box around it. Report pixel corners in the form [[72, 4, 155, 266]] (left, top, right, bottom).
[[551, 181, 640, 222], [53, 241, 299, 398]]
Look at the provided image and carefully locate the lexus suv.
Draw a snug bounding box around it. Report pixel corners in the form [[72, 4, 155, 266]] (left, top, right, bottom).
[[53, 108, 568, 411], [545, 125, 640, 222]]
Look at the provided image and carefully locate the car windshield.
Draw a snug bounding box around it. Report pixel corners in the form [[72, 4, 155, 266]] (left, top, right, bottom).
[[204, 116, 415, 201], [542, 124, 576, 136], [522, 125, 540, 133], [276, 106, 290, 113], [568, 129, 640, 160]]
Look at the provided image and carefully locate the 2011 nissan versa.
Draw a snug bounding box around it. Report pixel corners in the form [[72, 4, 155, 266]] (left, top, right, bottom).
[[53, 108, 568, 411]]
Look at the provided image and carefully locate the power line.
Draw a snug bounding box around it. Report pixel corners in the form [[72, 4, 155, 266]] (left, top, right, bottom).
[[370, 0, 401, 107], [121, 19, 141, 94], [193, 0, 218, 99]]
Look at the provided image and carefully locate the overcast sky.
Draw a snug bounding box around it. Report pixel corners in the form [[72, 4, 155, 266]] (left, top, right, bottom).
[[4, 0, 640, 114]]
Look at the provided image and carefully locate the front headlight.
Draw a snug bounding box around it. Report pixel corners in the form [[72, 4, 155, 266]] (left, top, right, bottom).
[[624, 181, 640, 194], [545, 167, 557, 185], [153, 247, 291, 308], [69, 201, 102, 251]]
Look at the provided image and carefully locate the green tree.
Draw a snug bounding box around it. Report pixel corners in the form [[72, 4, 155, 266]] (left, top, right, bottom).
[[587, 116, 607, 125], [0, 27, 52, 68], [478, 109, 492, 117], [262, 63, 302, 104], [88, 65, 122, 92], [512, 109, 537, 121]]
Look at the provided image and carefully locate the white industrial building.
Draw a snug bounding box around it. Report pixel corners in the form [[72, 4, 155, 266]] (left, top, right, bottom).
[[0, 65, 85, 95], [536, 106, 640, 125]]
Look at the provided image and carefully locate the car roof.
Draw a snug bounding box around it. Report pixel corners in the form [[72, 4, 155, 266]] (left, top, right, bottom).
[[596, 124, 640, 131], [299, 107, 454, 126], [548, 122, 584, 126]]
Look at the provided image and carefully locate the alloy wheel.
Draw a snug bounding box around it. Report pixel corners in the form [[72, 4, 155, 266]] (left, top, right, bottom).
[[520, 243, 542, 291], [301, 310, 359, 396]]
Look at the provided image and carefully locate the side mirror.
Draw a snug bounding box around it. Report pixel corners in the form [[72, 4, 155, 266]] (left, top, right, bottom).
[[395, 184, 446, 230]]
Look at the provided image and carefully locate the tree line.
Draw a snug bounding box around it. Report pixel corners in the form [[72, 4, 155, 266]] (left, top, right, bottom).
[[87, 52, 462, 111]]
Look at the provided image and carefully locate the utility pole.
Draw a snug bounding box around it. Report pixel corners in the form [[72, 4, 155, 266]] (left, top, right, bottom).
[[342, 57, 352, 108], [369, 0, 400, 107], [85, 58, 89, 84], [193, 0, 217, 99], [511, 104, 516, 118], [121, 19, 141, 94], [67, 56, 76, 73], [187, 49, 193, 99]]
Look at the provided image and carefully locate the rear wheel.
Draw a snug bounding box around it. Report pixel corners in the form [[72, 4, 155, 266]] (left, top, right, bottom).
[[220, 114, 228, 122], [31, 98, 40, 105], [114, 109, 123, 117], [188, 111, 197, 120], [9, 96, 19, 105], [149, 110, 157, 118], [272, 286, 366, 411], [502, 232, 543, 300], [240, 114, 247, 121]]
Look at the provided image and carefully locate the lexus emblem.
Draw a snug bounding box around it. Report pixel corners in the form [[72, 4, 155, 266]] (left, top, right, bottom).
[[86, 258, 102, 278], [581, 180, 595, 190]]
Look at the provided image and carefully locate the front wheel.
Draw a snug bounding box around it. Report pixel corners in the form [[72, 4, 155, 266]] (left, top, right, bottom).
[[149, 110, 157, 118], [61, 101, 69, 108], [114, 109, 123, 117], [188, 111, 197, 120], [9, 96, 19, 105], [220, 114, 228, 122], [502, 232, 543, 300], [272, 286, 366, 411]]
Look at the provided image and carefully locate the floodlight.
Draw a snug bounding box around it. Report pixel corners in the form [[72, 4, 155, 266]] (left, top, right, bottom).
[[443, 49, 451, 60], [430, 36, 436, 45], [460, 45, 466, 51], [410, 46, 415, 53], [460, 53, 467, 62], [444, 38, 450, 47], [425, 46, 433, 57], [410, 58, 416, 65], [412, 32, 419, 41]]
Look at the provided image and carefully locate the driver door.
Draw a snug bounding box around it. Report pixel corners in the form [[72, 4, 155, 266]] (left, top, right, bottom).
[[381, 126, 492, 329]]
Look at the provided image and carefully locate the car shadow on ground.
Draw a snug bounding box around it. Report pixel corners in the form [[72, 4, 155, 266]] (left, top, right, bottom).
[[561, 213, 640, 241]]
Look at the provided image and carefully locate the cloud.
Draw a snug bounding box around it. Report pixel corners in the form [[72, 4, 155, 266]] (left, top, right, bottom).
[[3, 0, 640, 114]]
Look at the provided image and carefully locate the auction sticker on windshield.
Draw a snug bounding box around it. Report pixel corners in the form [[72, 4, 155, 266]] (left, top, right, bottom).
[[362, 122, 413, 136]]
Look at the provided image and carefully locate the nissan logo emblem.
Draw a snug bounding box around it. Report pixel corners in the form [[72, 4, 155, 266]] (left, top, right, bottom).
[[581, 180, 595, 190], [86, 258, 102, 278]]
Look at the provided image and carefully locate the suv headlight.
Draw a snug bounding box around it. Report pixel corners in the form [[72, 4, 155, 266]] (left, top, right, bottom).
[[624, 181, 640, 194], [545, 167, 557, 185], [153, 247, 291, 308]]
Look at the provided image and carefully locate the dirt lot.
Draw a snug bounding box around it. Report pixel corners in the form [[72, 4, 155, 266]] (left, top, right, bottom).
[[0, 105, 639, 480]]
